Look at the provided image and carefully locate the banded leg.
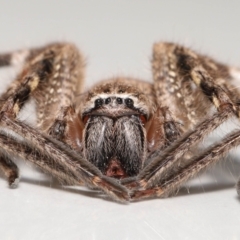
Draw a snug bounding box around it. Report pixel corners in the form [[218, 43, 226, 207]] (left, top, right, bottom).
[[0, 122, 128, 201], [0, 43, 128, 201], [125, 43, 240, 197], [0, 43, 61, 186], [0, 42, 83, 178], [0, 46, 37, 185], [131, 129, 240, 200], [123, 108, 232, 188]]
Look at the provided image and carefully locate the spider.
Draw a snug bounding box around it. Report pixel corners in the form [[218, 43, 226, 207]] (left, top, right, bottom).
[[0, 42, 240, 202]]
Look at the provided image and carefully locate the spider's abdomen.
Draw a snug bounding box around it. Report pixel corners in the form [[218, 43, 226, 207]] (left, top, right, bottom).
[[83, 115, 146, 178]]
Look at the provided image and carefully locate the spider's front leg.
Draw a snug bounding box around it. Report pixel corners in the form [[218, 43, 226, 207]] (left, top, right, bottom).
[[0, 43, 82, 186], [128, 42, 240, 200], [0, 43, 129, 202]]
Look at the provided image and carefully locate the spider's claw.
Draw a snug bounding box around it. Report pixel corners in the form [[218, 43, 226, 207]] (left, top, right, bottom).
[[0, 154, 20, 189], [121, 178, 161, 201], [122, 177, 165, 201], [94, 176, 130, 203], [121, 177, 148, 192], [9, 177, 20, 189], [130, 187, 164, 201], [121, 177, 139, 189]]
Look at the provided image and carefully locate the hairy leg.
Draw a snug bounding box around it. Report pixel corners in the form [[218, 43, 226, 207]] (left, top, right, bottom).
[[0, 43, 128, 201]]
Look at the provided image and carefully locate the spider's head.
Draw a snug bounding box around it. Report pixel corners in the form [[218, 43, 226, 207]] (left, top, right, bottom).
[[76, 78, 163, 179], [82, 95, 148, 124], [81, 78, 153, 121]]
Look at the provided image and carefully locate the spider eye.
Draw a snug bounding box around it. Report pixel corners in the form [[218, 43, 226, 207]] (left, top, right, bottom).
[[95, 98, 103, 107], [125, 98, 133, 107], [105, 97, 111, 104], [116, 97, 123, 104]]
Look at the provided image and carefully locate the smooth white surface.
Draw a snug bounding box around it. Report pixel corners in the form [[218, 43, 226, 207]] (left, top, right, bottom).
[[1, 1, 240, 239]]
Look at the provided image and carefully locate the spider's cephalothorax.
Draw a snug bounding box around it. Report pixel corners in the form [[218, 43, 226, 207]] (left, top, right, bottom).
[[82, 81, 149, 179], [0, 42, 240, 202], [79, 78, 175, 179]]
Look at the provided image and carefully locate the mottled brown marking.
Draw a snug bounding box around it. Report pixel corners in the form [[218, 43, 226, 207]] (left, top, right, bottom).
[[0, 41, 240, 202]]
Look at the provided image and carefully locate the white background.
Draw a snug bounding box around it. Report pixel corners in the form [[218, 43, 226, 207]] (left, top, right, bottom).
[[1, 1, 240, 239]]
